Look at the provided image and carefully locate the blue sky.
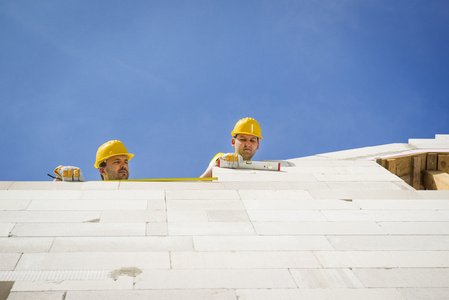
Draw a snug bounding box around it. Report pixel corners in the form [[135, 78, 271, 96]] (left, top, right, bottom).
[[1, 0, 448, 181]]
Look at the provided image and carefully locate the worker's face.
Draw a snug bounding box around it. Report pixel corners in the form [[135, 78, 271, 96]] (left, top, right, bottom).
[[232, 134, 259, 161], [99, 155, 129, 180]]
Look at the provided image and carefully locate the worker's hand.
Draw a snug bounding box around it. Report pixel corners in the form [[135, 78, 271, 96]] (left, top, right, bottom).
[[53, 165, 84, 182], [218, 153, 244, 169]]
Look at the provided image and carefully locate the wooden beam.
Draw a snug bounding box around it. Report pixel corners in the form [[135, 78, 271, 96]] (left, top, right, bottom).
[[423, 170, 449, 190], [426, 153, 437, 170], [386, 159, 396, 174], [410, 156, 422, 189], [438, 155, 449, 173]]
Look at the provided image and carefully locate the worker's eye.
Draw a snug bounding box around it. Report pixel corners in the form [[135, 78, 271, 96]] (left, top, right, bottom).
[[250, 139, 257, 143]]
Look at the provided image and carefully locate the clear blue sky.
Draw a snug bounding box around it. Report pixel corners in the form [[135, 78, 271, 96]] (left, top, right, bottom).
[[1, 0, 448, 181]]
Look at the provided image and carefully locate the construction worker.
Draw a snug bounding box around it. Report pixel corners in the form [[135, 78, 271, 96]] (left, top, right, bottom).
[[94, 140, 134, 180], [200, 117, 262, 178], [53, 140, 133, 181]]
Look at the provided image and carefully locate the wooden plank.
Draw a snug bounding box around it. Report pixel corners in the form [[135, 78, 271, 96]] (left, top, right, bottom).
[[386, 159, 396, 174], [376, 158, 383, 166], [410, 156, 422, 189], [392, 153, 427, 177], [424, 170, 449, 190], [438, 154, 449, 173], [426, 153, 437, 170]]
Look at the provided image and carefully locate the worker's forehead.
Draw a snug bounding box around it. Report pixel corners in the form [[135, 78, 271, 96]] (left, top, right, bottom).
[[106, 155, 129, 162], [236, 134, 258, 139]]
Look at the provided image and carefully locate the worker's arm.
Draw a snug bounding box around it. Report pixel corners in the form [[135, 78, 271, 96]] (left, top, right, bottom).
[[199, 153, 226, 179], [53, 165, 85, 182], [199, 153, 242, 178], [199, 166, 213, 178]]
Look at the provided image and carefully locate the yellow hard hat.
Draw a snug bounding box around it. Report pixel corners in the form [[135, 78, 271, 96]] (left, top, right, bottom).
[[231, 117, 262, 139], [94, 140, 134, 168]]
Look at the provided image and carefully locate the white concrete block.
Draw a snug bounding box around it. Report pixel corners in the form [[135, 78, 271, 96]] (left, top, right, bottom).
[[0, 223, 14, 237], [207, 210, 250, 222], [327, 235, 449, 250], [417, 191, 449, 199], [378, 222, 449, 234], [408, 141, 449, 148], [166, 190, 239, 200], [167, 210, 209, 222], [0, 199, 30, 210], [212, 168, 255, 175], [287, 159, 377, 167], [0, 269, 110, 281], [65, 289, 237, 300], [0, 211, 101, 223], [321, 210, 449, 222], [317, 173, 402, 182], [11, 276, 133, 291], [167, 200, 244, 210], [11, 223, 146, 237], [289, 268, 364, 288], [283, 166, 351, 174], [15, 252, 170, 270], [217, 173, 317, 182], [223, 181, 328, 190], [242, 199, 358, 210], [324, 182, 403, 191], [284, 181, 331, 190], [0, 237, 53, 253], [353, 268, 449, 287], [81, 181, 120, 190], [146, 222, 168, 236], [171, 251, 321, 269], [0, 190, 83, 200], [81, 190, 164, 200], [398, 288, 449, 300], [236, 289, 307, 300], [26, 199, 150, 210], [316, 251, 449, 268], [344, 166, 393, 174], [119, 181, 227, 190], [50, 237, 193, 252], [134, 269, 297, 289], [309, 190, 422, 200], [238, 190, 313, 200], [315, 143, 414, 160], [0, 253, 21, 270], [235, 288, 405, 300], [7, 291, 66, 300], [100, 210, 166, 223], [439, 210, 449, 218], [246, 210, 326, 222], [0, 182, 12, 190], [253, 221, 384, 235], [168, 222, 255, 235], [8, 182, 84, 190], [193, 236, 333, 251], [355, 200, 449, 210], [435, 134, 449, 140], [393, 181, 416, 191]]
